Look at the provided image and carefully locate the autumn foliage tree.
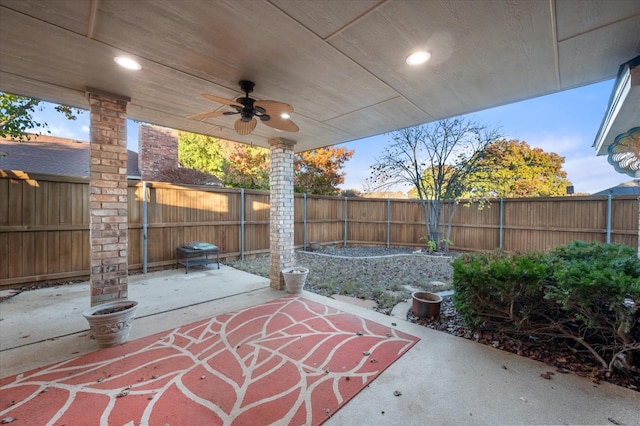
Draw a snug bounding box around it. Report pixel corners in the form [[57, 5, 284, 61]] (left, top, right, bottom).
[[294, 147, 354, 195], [177, 132, 353, 195], [179, 131, 269, 189], [465, 139, 571, 197], [221, 144, 271, 190]]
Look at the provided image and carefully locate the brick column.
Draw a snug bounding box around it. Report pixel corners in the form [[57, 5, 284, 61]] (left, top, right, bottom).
[[269, 138, 296, 290], [87, 89, 130, 306]]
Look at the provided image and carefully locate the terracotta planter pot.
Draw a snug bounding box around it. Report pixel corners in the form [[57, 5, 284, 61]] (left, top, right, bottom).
[[411, 291, 442, 319], [282, 267, 309, 294], [83, 300, 139, 347]]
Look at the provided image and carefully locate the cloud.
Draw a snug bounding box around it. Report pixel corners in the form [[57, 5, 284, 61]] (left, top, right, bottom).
[[46, 123, 85, 140], [564, 154, 630, 194], [520, 132, 585, 157]]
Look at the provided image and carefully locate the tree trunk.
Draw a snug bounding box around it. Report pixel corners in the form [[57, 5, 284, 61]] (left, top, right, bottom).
[[429, 200, 441, 246], [419, 199, 430, 242], [443, 200, 456, 251]]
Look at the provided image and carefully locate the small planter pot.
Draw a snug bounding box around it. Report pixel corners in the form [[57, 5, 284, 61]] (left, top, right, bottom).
[[282, 267, 309, 294], [83, 300, 139, 347], [308, 241, 321, 252], [411, 291, 442, 319]]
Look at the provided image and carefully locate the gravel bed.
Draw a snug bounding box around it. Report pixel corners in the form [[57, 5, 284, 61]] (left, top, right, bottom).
[[227, 246, 456, 314]]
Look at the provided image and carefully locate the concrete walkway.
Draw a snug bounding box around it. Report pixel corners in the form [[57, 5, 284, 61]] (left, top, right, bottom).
[[1, 265, 638, 425]]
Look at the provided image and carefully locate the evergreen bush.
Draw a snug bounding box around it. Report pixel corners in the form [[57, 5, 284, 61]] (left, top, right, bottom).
[[452, 241, 640, 372]]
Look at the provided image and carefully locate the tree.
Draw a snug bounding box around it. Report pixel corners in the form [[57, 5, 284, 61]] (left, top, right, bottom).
[[177, 132, 270, 189], [176, 131, 354, 194], [221, 144, 271, 190], [178, 131, 225, 177], [368, 118, 501, 250], [340, 188, 362, 197], [294, 147, 354, 195], [464, 139, 571, 197], [0, 92, 80, 140]]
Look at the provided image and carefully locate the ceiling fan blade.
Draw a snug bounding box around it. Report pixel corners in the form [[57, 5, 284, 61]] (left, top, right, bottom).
[[187, 110, 226, 121], [201, 93, 243, 108], [254, 100, 294, 115], [262, 116, 299, 133], [234, 118, 257, 135]]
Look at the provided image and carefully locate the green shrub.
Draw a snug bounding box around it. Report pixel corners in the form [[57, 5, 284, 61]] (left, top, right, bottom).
[[452, 241, 640, 372], [545, 241, 640, 370], [452, 250, 550, 329]]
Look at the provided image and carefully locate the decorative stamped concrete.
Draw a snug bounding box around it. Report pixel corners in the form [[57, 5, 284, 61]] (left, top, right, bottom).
[[0, 296, 418, 425]]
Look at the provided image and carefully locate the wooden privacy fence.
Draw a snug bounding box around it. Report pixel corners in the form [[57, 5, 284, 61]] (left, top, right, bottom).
[[1, 172, 638, 287]]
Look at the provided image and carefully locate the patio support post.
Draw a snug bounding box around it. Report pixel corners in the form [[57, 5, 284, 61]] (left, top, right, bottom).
[[303, 193, 307, 250], [386, 198, 391, 248], [606, 194, 612, 244], [142, 181, 148, 274], [343, 196, 347, 247], [87, 88, 130, 306], [268, 137, 296, 290], [240, 188, 245, 261], [499, 198, 504, 249]]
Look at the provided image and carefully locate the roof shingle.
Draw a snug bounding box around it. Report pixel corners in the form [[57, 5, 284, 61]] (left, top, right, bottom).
[[0, 134, 140, 178]]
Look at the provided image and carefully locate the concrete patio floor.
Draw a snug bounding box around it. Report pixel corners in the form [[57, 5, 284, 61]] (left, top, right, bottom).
[[1, 264, 638, 425]]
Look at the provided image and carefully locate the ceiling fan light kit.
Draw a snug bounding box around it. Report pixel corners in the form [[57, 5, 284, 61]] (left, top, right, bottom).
[[188, 80, 299, 135]]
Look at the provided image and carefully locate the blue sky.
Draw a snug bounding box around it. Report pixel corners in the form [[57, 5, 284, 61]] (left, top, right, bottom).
[[336, 79, 629, 195], [28, 79, 629, 194]]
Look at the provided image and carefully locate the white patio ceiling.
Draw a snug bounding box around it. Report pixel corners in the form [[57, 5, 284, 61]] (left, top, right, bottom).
[[1, 0, 639, 153]]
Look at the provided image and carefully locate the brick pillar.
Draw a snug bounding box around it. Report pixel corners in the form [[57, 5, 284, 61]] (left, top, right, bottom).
[[87, 89, 130, 306], [269, 138, 296, 290]]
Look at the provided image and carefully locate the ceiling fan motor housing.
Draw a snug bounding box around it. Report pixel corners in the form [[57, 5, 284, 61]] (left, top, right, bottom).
[[237, 93, 269, 122]]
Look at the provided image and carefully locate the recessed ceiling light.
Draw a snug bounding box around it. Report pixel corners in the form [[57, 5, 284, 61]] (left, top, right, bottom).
[[406, 51, 431, 65], [114, 56, 142, 70], [280, 112, 291, 119]]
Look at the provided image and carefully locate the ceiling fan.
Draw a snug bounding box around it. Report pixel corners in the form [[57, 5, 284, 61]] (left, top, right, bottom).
[[187, 80, 299, 135]]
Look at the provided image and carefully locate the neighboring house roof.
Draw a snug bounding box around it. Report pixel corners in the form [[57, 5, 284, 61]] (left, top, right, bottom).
[[0, 134, 223, 186], [592, 179, 640, 196], [0, 134, 140, 178]]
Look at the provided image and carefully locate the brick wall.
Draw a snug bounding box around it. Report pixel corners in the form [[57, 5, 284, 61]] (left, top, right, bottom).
[[138, 124, 179, 181], [88, 90, 130, 306]]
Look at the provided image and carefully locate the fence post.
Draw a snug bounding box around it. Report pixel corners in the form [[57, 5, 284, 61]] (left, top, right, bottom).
[[606, 194, 612, 244], [303, 193, 307, 250], [499, 198, 504, 250], [142, 181, 148, 274], [343, 196, 348, 247], [387, 198, 391, 248], [240, 188, 245, 260]]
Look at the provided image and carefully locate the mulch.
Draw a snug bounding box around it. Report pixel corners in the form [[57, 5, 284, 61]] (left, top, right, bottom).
[[407, 295, 640, 392]]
